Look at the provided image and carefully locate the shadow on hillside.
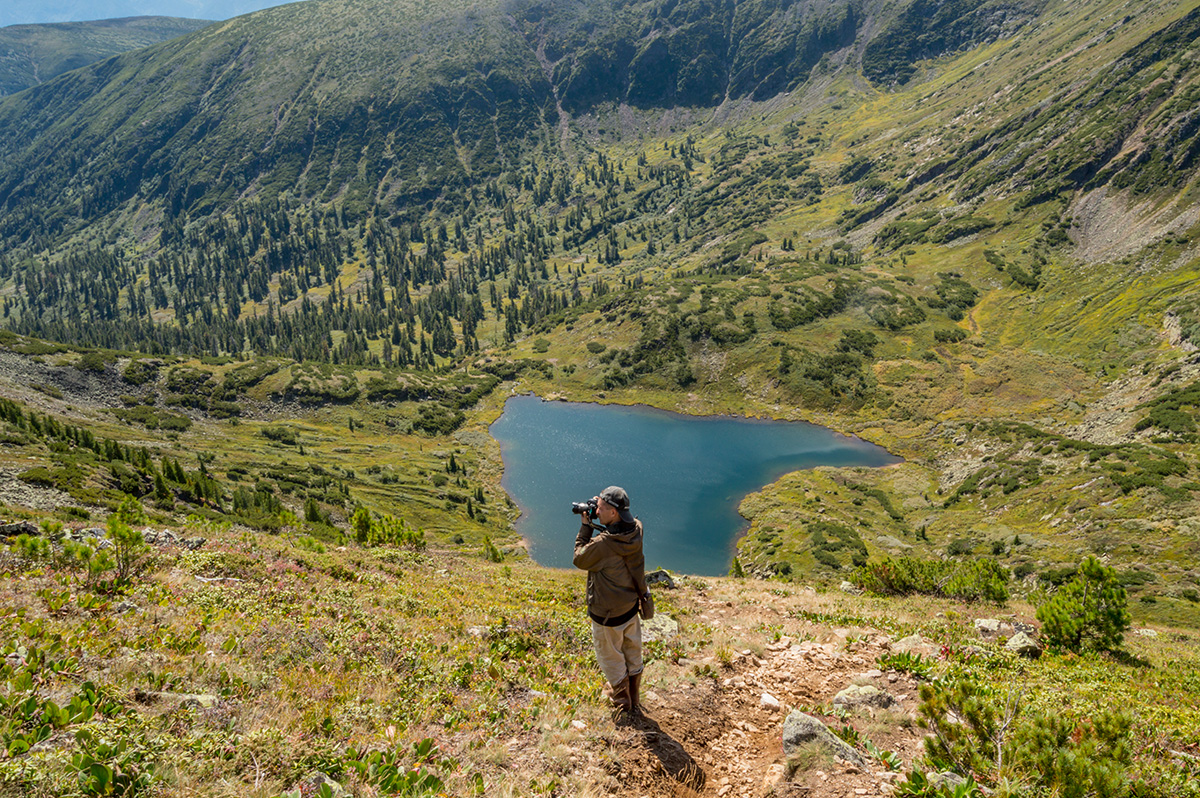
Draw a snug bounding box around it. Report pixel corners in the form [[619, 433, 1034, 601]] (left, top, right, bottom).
[[620, 711, 706, 793]]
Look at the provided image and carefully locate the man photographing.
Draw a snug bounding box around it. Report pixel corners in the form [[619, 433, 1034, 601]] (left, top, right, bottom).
[[573, 485, 647, 714]]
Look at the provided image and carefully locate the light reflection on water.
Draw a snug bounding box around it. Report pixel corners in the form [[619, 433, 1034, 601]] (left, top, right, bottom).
[[489, 395, 902, 576]]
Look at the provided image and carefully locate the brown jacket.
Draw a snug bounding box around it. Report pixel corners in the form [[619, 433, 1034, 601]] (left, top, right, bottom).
[[573, 519, 645, 622]]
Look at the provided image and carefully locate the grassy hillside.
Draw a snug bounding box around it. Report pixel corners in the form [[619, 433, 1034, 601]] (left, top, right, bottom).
[[0, 17, 212, 96], [0, 499, 1197, 797], [1, 0, 1200, 792], [0, 0, 1196, 589]]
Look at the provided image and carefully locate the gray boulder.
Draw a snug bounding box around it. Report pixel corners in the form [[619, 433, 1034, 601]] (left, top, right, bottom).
[[0, 521, 38, 537], [974, 618, 1002, 637], [645, 569, 676, 589], [781, 711, 867, 769], [1005, 631, 1041, 658], [142, 528, 179, 546], [641, 614, 678, 642], [927, 771, 967, 790], [145, 691, 221, 709], [892, 633, 939, 658], [833, 684, 896, 710]]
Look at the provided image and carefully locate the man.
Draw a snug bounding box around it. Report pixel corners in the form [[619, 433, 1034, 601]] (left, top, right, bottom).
[[573, 485, 647, 713]]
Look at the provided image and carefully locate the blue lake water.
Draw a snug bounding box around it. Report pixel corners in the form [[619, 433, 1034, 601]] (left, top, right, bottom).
[[489, 395, 902, 575]]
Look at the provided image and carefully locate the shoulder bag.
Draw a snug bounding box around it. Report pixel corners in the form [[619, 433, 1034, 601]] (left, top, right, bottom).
[[624, 558, 654, 620]]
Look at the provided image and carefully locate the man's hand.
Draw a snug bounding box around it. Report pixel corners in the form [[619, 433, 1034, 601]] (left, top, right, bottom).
[[581, 495, 601, 524]]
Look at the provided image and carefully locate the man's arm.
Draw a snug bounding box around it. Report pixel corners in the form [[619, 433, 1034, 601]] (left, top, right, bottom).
[[573, 522, 605, 569]]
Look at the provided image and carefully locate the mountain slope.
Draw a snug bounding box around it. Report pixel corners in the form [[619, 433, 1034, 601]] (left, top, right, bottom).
[[0, 0, 1053, 240], [0, 0, 1198, 603], [0, 16, 212, 96]]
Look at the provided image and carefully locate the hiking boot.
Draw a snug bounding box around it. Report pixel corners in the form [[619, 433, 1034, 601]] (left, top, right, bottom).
[[628, 672, 642, 713], [605, 677, 632, 712]]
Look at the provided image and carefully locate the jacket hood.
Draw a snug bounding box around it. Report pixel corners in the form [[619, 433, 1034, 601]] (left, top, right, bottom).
[[604, 519, 643, 555]]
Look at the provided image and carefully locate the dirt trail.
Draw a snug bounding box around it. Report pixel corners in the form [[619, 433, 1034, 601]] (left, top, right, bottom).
[[603, 584, 933, 798]]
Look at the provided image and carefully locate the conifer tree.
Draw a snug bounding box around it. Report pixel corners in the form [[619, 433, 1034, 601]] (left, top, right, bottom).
[[1035, 556, 1131, 653]]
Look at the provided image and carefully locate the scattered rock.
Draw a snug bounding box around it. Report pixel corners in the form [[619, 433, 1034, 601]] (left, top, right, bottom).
[[1135, 628, 1159, 638], [297, 771, 350, 798], [833, 684, 896, 710], [142, 691, 221, 709], [0, 520, 37, 537], [891, 633, 939, 658], [142, 527, 179, 546], [66, 527, 108, 545], [974, 618, 1002, 637], [781, 711, 868, 769], [875, 534, 912, 551], [645, 569, 676, 589], [641, 614, 678, 642], [761, 763, 787, 791], [927, 770, 967, 790], [1005, 631, 1041, 658], [839, 580, 863, 595], [760, 692, 782, 711], [182, 537, 206, 550]]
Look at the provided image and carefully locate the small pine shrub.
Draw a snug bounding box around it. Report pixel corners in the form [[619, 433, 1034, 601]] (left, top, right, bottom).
[[914, 678, 1135, 796], [107, 495, 152, 584], [14, 533, 51, 565], [1035, 556, 1131, 654]]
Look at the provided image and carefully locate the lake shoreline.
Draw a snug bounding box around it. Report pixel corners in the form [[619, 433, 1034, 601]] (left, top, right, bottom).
[[490, 394, 902, 576]]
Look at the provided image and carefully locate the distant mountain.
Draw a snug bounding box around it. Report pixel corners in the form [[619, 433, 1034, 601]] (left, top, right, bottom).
[[0, 0, 1052, 240], [0, 16, 213, 96]]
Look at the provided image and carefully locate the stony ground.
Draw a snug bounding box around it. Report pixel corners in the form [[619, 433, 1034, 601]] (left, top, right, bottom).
[[579, 580, 953, 798]]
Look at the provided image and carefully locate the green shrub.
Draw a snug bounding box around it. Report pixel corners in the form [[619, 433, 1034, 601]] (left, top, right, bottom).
[[14, 533, 51, 566], [262, 425, 299, 445], [349, 507, 426, 549], [107, 495, 152, 584], [913, 678, 1135, 796], [946, 538, 973, 556], [77, 352, 109, 373], [876, 651, 934, 680], [934, 327, 969, 343], [851, 556, 1009, 603], [121, 360, 158, 385], [1035, 556, 1131, 654], [412, 403, 465, 435]]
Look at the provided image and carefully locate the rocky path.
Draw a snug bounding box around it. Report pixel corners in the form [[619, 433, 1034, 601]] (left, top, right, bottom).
[[599, 584, 936, 798]]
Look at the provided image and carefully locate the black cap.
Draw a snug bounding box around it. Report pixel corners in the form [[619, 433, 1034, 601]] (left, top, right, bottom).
[[599, 485, 634, 524]]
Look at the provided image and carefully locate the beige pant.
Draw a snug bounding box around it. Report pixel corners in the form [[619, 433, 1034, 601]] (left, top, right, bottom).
[[591, 615, 643, 687]]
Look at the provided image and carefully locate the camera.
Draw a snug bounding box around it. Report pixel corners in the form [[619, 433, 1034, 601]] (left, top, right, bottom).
[[571, 499, 598, 517]]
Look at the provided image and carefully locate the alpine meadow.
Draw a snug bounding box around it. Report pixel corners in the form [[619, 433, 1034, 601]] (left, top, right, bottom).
[[1, 0, 1200, 795]]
